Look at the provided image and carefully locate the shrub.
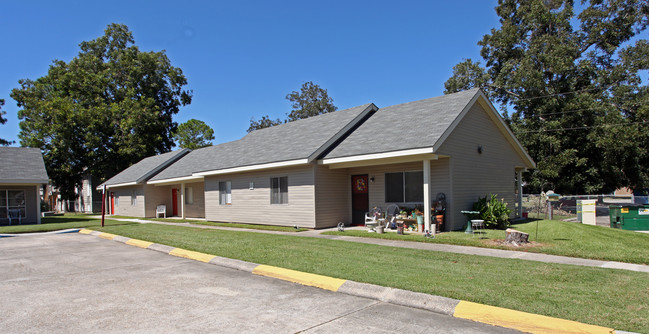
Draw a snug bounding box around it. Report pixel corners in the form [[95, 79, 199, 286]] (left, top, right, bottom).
[[472, 194, 511, 229]]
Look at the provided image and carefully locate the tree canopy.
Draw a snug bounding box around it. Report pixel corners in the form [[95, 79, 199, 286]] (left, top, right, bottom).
[[445, 0, 649, 194], [247, 81, 337, 132], [0, 99, 11, 146], [173, 119, 214, 149], [11, 23, 192, 200]]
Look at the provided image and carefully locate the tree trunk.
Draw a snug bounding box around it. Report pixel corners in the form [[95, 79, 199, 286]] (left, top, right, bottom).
[[505, 228, 529, 246]]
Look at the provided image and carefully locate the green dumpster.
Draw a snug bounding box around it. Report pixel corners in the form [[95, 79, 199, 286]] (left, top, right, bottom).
[[609, 205, 649, 230]]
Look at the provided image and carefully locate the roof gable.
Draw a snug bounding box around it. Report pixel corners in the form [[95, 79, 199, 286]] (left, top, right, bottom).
[[0, 147, 49, 184], [322, 89, 535, 169], [324, 89, 480, 159], [150, 103, 376, 181], [103, 148, 191, 187]]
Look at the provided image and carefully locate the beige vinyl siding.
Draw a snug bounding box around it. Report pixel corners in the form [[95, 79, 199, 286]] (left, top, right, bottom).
[[314, 164, 350, 228], [437, 102, 527, 230], [183, 182, 205, 218], [204, 165, 316, 228], [111, 185, 145, 217], [0, 185, 39, 224], [144, 184, 172, 217]]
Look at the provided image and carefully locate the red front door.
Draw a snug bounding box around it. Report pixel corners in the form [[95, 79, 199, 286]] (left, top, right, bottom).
[[172, 189, 178, 216], [110, 192, 115, 215], [351, 175, 369, 225]]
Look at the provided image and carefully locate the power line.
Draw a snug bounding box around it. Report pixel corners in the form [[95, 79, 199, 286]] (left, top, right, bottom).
[[517, 120, 648, 133]]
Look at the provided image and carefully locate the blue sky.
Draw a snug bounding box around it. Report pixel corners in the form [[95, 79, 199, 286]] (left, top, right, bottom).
[[0, 1, 501, 146]]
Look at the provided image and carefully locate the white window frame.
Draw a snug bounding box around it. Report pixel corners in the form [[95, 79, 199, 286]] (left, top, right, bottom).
[[270, 176, 288, 205], [219, 181, 231, 205], [0, 189, 26, 220], [384, 170, 424, 203], [185, 187, 194, 205], [131, 191, 137, 206]]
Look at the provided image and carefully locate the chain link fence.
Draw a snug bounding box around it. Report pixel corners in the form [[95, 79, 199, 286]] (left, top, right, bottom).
[[519, 194, 647, 227]]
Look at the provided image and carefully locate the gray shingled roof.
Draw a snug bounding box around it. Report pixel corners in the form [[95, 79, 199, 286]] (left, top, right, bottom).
[[103, 149, 191, 186], [150, 103, 375, 181], [0, 147, 49, 183], [324, 89, 480, 159]]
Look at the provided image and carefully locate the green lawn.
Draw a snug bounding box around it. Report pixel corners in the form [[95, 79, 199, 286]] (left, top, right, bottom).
[[93, 223, 649, 333], [0, 215, 138, 234], [107, 215, 308, 232], [323, 220, 649, 265]]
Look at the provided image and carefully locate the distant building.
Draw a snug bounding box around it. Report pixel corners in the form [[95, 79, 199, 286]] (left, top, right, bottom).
[[0, 147, 49, 224]]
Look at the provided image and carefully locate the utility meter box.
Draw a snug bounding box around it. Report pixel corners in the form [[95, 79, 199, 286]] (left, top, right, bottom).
[[577, 200, 596, 225]]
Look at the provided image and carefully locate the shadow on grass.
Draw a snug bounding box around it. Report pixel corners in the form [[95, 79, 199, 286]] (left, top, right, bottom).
[[41, 217, 98, 224]]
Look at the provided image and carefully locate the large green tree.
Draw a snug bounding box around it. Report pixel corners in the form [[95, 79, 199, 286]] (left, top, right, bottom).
[[0, 99, 11, 146], [11, 23, 192, 200], [173, 119, 214, 149], [247, 81, 337, 132], [445, 0, 648, 194]]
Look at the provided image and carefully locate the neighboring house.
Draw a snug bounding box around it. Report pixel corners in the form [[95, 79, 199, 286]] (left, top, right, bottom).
[[45, 171, 103, 213], [100, 89, 535, 230], [100, 149, 191, 217], [0, 147, 49, 225], [73, 172, 102, 213]]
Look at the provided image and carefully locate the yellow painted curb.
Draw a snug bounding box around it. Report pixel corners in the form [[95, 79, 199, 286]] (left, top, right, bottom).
[[169, 248, 216, 263], [125, 239, 153, 249], [453, 301, 614, 334], [98, 232, 117, 240], [79, 229, 93, 235], [252, 265, 346, 292]]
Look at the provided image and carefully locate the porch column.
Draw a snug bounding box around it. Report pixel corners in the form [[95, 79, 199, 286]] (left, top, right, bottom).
[[180, 183, 186, 219], [517, 170, 523, 218], [423, 159, 432, 234], [36, 185, 42, 224]]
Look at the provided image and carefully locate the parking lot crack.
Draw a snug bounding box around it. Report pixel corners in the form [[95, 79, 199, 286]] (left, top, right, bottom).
[[293, 301, 381, 333]]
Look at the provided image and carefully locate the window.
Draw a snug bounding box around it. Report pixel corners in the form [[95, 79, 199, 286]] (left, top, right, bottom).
[[0, 190, 26, 220], [185, 187, 194, 205], [219, 181, 231, 205], [385, 171, 423, 203], [270, 176, 288, 204], [131, 191, 137, 206]]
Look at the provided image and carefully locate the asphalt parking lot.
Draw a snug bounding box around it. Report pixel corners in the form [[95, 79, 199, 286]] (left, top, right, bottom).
[[0, 233, 520, 333]]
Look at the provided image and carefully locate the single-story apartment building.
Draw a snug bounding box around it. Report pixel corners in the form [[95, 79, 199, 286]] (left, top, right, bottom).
[[0, 147, 49, 225], [101, 88, 535, 230]]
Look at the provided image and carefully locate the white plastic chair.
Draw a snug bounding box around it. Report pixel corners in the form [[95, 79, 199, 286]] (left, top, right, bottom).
[[8, 209, 22, 225], [156, 205, 166, 218], [471, 219, 485, 237], [365, 207, 382, 231], [385, 204, 400, 229]]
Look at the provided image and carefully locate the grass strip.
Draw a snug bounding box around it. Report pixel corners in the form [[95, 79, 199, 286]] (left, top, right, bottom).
[[323, 220, 649, 265], [108, 215, 308, 232], [0, 216, 138, 234], [192, 221, 308, 232], [96, 223, 649, 333]]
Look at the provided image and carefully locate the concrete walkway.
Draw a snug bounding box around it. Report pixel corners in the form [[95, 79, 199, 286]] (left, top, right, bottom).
[[94, 216, 649, 274]]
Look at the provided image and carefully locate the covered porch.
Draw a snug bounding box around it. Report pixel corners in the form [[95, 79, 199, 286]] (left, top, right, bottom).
[[318, 148, 526, 232], [143, 177, 206, 219], [320, 148, 449, 233]]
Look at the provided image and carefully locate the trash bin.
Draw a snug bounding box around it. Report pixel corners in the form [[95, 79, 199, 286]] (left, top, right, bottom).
[[396, 221, 404, 235], [609, 204, 649, 230]]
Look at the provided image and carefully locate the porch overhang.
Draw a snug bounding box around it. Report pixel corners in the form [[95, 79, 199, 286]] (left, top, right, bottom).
[[148, 175, 204, 186], [194, 158, 310, 177], [320, 148, 438, 169], [100, 181, 138, 190]]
